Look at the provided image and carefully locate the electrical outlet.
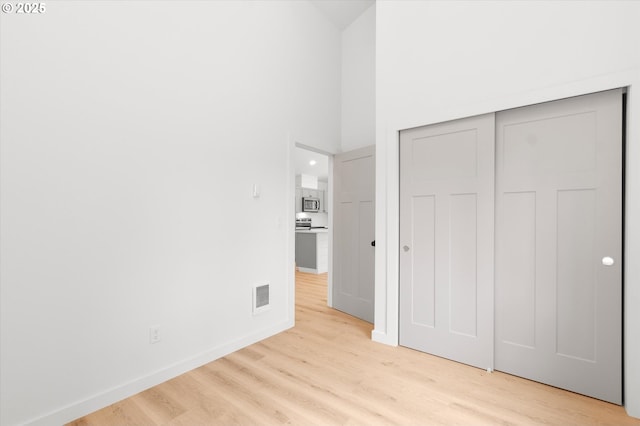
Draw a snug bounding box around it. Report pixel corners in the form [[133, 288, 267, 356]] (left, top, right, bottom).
[[149, 325, 161, 344]]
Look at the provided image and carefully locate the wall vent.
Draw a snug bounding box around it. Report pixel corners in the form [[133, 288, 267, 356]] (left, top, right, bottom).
[[253, 282, 270, 315]]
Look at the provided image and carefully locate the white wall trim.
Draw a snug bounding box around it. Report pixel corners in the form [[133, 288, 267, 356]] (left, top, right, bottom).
[[391, 69, 638, 135], [371, 329, 397, 346], [24, 320, 293, 426], [327, 154, 335, 308], [294, 142, 334, 157], [287, 134, 297, 325]]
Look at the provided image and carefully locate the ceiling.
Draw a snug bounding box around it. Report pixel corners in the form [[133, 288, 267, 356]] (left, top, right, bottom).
[[309, 0, 374, 31], [295, 147, 329, 181]]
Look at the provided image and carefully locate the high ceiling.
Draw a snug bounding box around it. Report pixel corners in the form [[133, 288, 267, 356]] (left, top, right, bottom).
[[294, 1, 374, 181], [309, 0, 374, 31]]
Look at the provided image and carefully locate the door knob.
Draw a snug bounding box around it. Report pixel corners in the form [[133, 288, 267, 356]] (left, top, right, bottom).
[[403, 245, 410, 252], [602, 256, 615, 266], [371, 240, 375, 247]]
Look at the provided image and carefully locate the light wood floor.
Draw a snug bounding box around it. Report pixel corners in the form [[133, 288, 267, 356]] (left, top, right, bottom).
[[70, 271, 638, 425]]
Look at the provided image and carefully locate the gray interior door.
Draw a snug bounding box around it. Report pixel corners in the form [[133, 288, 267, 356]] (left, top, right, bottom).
[[399, 114, 495, 370], [333, 145, 375, 323], [494, 89, 623, 404]]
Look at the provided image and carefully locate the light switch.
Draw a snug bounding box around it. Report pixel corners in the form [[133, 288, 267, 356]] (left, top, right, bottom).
[[252, 184, 260, 198]]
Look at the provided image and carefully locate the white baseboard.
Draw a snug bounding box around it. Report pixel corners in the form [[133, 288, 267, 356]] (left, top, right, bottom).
[[298, 266, 320, 274], [371, 329, 398, 346], [25, 319, 294, 426]]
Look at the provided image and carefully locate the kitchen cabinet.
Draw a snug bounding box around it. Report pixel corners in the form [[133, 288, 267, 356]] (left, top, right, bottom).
[[301, 188, 318, 198], [295, 229, 328, 274], [323, 190, 327, 212], [295, 177, 328, 214], [295, 187, 302, 213], [317, 181, 328, 212], [318, 182, 328, 213]]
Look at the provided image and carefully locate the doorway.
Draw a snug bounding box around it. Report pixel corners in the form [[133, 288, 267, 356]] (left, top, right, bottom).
[[294, 145, 332, 307], [292, 143, 376, 323]]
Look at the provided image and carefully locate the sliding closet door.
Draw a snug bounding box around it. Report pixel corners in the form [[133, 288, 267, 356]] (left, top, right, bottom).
[[494, 90, 622, 404], [399, 114, 495, 370]]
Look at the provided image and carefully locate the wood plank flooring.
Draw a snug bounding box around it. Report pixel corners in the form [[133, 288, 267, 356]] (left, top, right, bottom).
[[69, 271, 638, 425]]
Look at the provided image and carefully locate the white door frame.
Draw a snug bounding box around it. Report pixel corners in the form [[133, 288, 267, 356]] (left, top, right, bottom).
[[376, 76, 636, 345], [373, 71, 640, 416], [293, 142, 335, 307]]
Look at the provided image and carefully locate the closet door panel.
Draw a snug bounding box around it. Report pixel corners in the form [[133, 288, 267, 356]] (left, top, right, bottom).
[[495, 89, 623, 404], [400, 114, 495, 370]]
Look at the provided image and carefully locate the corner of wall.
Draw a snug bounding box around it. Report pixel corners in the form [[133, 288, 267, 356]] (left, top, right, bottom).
[[371, 329, 397, 346]]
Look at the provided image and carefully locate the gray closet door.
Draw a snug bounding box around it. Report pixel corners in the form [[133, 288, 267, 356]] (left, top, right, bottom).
[[399, 114, 495, 370], [495, 89, 622, 404], [333, 145, 375, 323]]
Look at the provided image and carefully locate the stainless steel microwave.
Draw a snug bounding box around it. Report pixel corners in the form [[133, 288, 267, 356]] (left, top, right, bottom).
[[302, 197, 320, 212]]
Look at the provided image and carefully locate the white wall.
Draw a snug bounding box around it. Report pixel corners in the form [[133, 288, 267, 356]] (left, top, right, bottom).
[[290, 4, 342, 154], [374, 0, 640, 417], [0, 2, 340, 425], [340, 3, 375, 152]]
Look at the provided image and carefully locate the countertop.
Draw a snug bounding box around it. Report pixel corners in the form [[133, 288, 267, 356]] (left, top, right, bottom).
[[295, 228, 329, 234]]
